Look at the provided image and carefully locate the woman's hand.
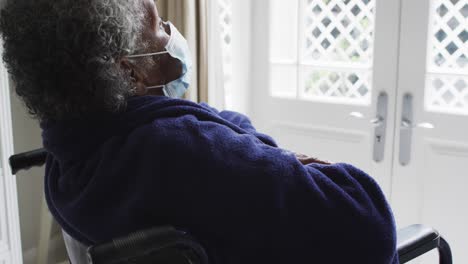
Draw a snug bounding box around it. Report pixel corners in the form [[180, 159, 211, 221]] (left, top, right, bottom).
[[295, 153, 331, 165]]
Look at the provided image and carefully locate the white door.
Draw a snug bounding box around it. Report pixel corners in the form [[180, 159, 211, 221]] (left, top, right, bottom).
[[0, 42, 23, 263], [392, 0, 468, 263], [246, 0, 468, 262], [250, 0, 402, 195]]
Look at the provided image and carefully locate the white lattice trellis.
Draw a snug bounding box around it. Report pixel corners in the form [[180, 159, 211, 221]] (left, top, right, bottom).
[[426, 75, 468, 115], [218, 0, 233, 96], [294, 0, 376, 105], [302, 69, 372, 103], [428, 0, 467, 72], [303, 0, 376, 66], [425, 0, 468, 115]]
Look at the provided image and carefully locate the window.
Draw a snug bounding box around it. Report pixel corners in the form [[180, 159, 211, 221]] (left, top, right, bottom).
[[218, 0, 233, 107], [425, 0, 468, 115], [269, 0, 376, 105]]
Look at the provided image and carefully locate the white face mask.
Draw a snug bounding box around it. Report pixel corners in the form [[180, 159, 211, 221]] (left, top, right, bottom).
[[126, 22, 193, 98]]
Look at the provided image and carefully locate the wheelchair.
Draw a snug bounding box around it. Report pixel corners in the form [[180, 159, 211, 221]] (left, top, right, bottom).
[[10, 149, 453, 264]]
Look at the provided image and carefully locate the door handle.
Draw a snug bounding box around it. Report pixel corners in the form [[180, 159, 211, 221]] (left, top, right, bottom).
[[399, 94, 413, 166], [399, 94, 435, 166], [373, 92, 388, 163], [349, 92, 388, 162]]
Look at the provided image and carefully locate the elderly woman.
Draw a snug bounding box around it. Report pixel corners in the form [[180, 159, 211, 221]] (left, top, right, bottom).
[[0, 0, 398, 263]]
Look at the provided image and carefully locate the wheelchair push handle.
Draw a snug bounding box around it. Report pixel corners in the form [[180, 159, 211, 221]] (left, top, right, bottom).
[[397, 224, 452, 264], [87, 226, 210, 264], [9, 148, 47, 174]]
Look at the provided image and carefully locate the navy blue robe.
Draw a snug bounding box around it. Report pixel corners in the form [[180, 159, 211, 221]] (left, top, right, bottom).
[[42, 95, 399, 263]]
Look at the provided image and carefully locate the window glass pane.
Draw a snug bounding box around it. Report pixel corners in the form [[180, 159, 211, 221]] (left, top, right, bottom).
[[425, 0, 468, 115], [427, 0, 467, 72], [219, 0, 233, 98], [300, 67, 372, 104], [301, 0, 376, 67], [269, 0, 376, 105], [426, 74, 468, 115]]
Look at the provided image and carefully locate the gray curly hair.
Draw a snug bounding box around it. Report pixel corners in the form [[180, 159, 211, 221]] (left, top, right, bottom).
[[0, 0, 145, 120]]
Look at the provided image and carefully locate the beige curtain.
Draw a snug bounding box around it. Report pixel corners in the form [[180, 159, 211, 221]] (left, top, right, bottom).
[[157, 0, 225, 108]]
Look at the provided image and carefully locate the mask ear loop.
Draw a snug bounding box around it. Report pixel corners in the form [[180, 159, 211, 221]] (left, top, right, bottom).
[[126, 51, 170, 93], [126, 51, 169, 59], [146, 85, 165, 90], [145, 85, 167, 96], [146, 85, 169, 97]]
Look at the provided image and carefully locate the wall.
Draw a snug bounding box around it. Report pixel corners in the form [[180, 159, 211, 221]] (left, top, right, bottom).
[[0, 0, 46, 260], [9, 87, 43, 257], [9, 88, 66, 263]]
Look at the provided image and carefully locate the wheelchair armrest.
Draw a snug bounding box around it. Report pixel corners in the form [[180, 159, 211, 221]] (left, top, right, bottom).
[[87, 226, 209, 264], [397, 225, 452, 264], [9, 148, 47, 174]]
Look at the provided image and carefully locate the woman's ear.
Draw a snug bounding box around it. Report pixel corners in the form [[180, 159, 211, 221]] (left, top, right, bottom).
[[120, 58, 148, 96]]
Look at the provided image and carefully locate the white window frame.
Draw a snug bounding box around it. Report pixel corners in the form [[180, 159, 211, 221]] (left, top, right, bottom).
[[0, 41, 24, 264]]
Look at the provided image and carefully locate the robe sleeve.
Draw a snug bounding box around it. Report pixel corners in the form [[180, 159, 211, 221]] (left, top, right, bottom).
[[153, 114, 398, 263], [198, 102, 278, 147]]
